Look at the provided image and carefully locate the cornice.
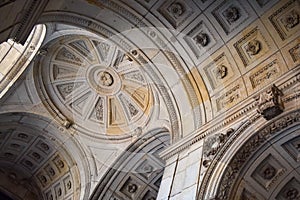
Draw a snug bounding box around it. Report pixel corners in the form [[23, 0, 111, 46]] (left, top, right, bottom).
[[160, 66, 300, 160]]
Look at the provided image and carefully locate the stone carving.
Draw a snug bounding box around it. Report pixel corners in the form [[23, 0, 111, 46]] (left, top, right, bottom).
[[67, 180, 72, 189], [262, 165, 276, 180], [285, 187, 299, 199], [127, 183, 138, 193], [56, 47, 82, 65], [193, 32, 209, 47], [32, 152, 41, 160], [41, 36, 153, 137], [99, 71, 114, 87], [255, 84, 284, 120], [211, 111, 300, 200], [63, 120, 72, 129], [41, 143, 50, 151], [167, 2, 184, 19], [214, 65, 227, 79], [129, 103, 139, 117], [203, 128, 234, 167], [143, 164, 153, 173], [269, 1, 299, 41], [48, 167, 55, 176], [289, 43, 300, 62], [18, 133, 28, 139], [123, 71, 145, 83], [283, 10, 299, 30], [245, 40, 261, 56], [40, 175, 47, 184], [223, 6, 240, 24], [57, 188, 62, 196]]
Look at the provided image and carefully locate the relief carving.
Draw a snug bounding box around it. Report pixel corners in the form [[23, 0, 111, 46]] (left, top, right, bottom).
[[262, 165, 276, 180], [223, 6, 240, 24], [214, 111, 300, 200], [245, 40, 261, 56], [285, 187, 299, 199], [203, 128, 234, 167], [255, 84, 284, 120], [167, 2, 185, 19], [214, 65, 228, 79], [193, 32, 209, 47], [127, 183, 138, 193], [99, 71, 114, 87], [283, 10, 299, 30], [289, 43, 300, 62]]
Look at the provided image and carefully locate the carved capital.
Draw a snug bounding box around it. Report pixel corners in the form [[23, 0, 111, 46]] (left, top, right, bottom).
[[255, 85, 284, 120]]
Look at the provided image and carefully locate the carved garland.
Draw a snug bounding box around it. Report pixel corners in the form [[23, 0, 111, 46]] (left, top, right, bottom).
[[198, 109, 300, 200]]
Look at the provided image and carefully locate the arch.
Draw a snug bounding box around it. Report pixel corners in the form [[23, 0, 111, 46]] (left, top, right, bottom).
[[198, 108, 300, 199], [0, 112, 92, 200], [90, 128, 170, 200]]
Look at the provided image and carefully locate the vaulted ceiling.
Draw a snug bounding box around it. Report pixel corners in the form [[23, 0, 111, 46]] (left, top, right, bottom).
[[0, 0, 299, 199]]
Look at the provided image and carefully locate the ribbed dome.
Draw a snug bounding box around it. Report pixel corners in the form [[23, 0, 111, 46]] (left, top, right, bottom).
[[39, 35, 153, 137]]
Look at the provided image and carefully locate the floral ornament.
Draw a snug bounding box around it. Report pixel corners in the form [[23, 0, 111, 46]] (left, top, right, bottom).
[[168, 2, 184, 19], [285, 187, 299, 200], [215, 65, 228, 79], [284, 10, 299, 29], [193, 32, 209, 47], [262, 166, 276, 180], [245, 39, 261, 56], [127, 183, 138, 193], [223, 6, 240, 23], [99, 71, 114, 87]]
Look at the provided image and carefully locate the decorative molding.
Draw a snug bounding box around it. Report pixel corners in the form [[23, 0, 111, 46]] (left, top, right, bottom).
[[9, 0, 48, 44], [160, 68, 299, 161], [211, 110, 300, 200], [233, 27, 270, 67], [158, 0, 194, 29], [268, 0, 300, 41]]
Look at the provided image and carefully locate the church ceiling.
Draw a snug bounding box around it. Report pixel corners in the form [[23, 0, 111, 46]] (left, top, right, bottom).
[[37, 35, 154, 138], [0, 113, 81, 200]]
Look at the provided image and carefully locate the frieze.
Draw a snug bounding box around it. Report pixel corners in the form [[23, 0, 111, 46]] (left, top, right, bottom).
[[162, 70, 298, 161], [249, 60, 280, 89], [216, 84, 241, 111]]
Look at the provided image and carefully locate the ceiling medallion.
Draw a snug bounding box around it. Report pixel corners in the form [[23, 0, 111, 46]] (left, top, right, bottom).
[[38, 36, 153, 138]]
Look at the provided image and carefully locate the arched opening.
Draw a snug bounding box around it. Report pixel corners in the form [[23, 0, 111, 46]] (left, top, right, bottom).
[[0, 112, 90, 200], [90, 128, 170, 200], [199, 109, 300, 199]]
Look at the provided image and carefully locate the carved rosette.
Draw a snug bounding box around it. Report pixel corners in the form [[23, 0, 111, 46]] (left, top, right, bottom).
[[39, 36, 153, 137]]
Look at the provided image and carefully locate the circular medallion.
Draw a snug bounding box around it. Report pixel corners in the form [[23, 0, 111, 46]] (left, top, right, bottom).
[[38, 35, 153, 138]]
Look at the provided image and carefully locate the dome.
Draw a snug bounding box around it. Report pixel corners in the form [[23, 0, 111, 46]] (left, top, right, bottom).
[[37, 35, 153, 138]]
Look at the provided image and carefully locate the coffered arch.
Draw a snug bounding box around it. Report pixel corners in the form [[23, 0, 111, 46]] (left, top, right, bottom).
[[90, 128, 170, 200], [199, 108, 300, 200], [0, 112, 92, 200]]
